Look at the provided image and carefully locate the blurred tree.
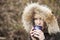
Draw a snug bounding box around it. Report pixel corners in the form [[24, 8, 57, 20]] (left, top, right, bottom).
[[0, 0, 29, 40]]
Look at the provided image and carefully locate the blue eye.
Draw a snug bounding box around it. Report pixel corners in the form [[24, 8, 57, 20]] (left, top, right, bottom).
[[39, 18, 43, 20], [39, 18, 41, 20], [33, 18, 37, 20], [33, 18, 43, 20]]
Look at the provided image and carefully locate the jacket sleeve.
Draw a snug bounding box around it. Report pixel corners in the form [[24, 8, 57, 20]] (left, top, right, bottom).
[[54, 32, 60, 40], [44, 32, 60, 40]]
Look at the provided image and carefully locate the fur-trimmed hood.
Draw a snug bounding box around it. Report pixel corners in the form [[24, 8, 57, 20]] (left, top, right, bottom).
[[22, 3, 60, 34]]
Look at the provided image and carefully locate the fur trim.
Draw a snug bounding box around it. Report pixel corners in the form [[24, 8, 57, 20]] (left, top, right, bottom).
[[22, 3, 60, 34]]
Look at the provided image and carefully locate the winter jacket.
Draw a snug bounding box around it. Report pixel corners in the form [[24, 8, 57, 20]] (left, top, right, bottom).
[[22, 3, 60, 40]]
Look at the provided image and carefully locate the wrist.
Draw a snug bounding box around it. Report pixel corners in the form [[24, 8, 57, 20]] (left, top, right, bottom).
[[39, 39, 45, 40], [39, 37, 45, 40]]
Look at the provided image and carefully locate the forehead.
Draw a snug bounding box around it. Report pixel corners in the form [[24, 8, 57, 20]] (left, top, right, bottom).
[[34, 13, 43, 19]]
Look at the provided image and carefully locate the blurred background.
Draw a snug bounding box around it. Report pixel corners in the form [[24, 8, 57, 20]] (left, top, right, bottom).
[[0, 0, 60, 40]]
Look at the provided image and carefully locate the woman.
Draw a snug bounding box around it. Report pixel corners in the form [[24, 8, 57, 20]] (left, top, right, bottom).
[[22, 3, 60, 40]]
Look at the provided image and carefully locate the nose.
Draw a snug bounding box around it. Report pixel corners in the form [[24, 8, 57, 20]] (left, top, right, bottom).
[[37, 19, 41, 25]]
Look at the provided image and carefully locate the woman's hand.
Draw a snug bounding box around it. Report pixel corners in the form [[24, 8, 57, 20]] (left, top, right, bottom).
[[30, 27, 37, 40], [33, 30, 45, 40], [30, 27, 45, 40]]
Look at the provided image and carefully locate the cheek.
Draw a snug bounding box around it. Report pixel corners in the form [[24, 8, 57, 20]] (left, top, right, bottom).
[[34, 20, 38, 24], [40, 21, 44, 26], [41, 21, 44, 24]]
